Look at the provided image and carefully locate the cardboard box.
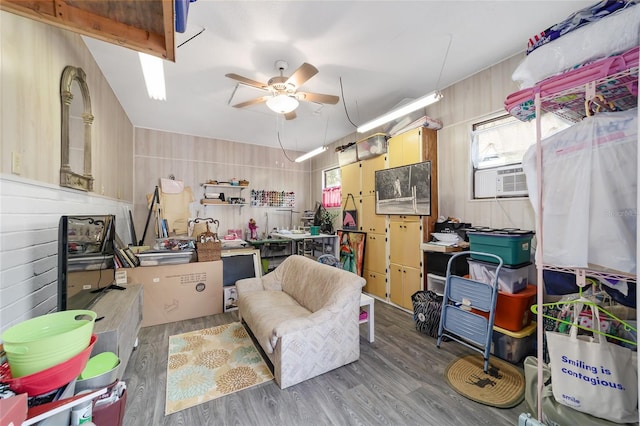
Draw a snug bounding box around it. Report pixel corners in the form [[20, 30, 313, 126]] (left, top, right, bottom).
[[68, 269, 115, 297], [127, 261, 223, 327]]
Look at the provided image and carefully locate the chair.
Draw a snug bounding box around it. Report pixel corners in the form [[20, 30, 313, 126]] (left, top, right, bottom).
[[437, 251, 503, 372], [317, 254, 343, 269]]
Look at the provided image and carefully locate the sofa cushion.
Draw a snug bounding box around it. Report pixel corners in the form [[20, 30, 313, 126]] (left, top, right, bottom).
[[240, 290, 311, 354], [279, 255, 361, 313]]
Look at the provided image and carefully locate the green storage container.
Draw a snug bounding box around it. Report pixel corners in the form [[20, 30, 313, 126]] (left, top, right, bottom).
[[468, 231, 533, 266]]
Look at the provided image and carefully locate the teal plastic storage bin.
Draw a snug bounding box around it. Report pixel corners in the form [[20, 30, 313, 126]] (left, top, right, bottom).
[[467, 231, 533, 266]]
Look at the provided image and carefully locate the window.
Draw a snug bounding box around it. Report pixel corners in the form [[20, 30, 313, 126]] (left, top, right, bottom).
[[471, 113, 570, 199], [322, 167, 341, 207], [471, 113, 569, 170], [323, 167, 341, 188]]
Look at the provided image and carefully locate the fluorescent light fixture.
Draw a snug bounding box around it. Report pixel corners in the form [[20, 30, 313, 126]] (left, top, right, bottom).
[[295, 146, 327, 162], [357, 91, 443, 133], [138, 52, 166, 100], [266, 94, 299, 114]]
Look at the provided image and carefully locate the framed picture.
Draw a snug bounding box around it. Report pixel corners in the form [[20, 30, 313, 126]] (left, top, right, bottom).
[[336, 230, 366, 277], [223, 286, 238, 312], [374, 161, 431, 215]]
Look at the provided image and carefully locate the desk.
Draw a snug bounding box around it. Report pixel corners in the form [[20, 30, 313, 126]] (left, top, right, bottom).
[[247, 238, 293, 272], [270, 232, 339, 259]]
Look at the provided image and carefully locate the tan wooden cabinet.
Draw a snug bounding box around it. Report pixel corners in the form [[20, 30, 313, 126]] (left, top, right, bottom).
[[388, 126, 439, 264], [388, 127, 422, 168], [363, 269, 386, 300], [389, 219, 422, 268], [389, 217, 422, 310], [341, 161, 362, 232], [353, 152, 388, 301], [361, 154, 385, 197], [389, 264, 421, 310], [361, 197, 385, 233], [364, 232, 386, 274], [358, 126, 438, 311], [340, 161, 361, 198]]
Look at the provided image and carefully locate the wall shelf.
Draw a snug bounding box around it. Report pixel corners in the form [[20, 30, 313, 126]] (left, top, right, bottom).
[[200, 183, 247, 208]]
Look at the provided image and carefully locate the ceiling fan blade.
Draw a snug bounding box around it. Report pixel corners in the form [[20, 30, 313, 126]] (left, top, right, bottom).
[[231, 96, 271, 109], [285, 63, 318, 88], [297, 92, 340, 105], [225, 73, 269, 90], [284, 111, 297, 120]]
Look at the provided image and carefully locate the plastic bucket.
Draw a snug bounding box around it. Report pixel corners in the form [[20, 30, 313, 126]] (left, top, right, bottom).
[[76, 358, 120, 393], [79, 351, 119, 380], [2, 310, 96, 377], [0, 335, 97, 396]]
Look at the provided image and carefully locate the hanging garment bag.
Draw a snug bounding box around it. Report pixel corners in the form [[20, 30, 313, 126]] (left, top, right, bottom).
[[342, 193, 358, 230], [545, 301, 638, 423]]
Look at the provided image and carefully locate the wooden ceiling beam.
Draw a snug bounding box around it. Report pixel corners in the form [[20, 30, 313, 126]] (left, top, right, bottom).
[[1, 0, 175, 62]]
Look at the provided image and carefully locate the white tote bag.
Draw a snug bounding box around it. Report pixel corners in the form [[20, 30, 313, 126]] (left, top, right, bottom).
[[546, 301, 638, 423]]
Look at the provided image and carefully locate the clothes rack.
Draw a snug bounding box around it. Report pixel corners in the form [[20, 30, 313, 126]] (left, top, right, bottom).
[[529, 69, 638, 421], [532, 297, 637, 347]]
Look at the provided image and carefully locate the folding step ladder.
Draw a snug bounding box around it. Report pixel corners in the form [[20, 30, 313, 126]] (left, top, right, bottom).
[[437, 251, 503, 372]]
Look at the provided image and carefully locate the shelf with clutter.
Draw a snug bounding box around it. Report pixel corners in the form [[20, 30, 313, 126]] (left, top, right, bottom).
[[504, 2, 638, 423], [200, 180, 249, 207]]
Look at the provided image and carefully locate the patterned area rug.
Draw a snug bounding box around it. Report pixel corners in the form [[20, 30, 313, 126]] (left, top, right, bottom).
[[444, 354, 525, 409], [165, 322, 273, 415]]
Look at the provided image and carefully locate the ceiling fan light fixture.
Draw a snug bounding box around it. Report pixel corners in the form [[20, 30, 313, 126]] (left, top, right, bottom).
[[266, 94, 299, 114], [295, 146, 327, 162], [357, 91, 443, 133]]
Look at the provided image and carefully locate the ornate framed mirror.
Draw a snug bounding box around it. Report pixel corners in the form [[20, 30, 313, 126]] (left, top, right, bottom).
[[60, 65, 94, 191]]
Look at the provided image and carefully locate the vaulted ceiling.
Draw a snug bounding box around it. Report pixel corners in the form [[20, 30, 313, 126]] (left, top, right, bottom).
[[4, 1, 595, 154]]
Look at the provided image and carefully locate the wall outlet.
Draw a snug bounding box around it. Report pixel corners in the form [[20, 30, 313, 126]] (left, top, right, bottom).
[[11, 152, 22, 175]]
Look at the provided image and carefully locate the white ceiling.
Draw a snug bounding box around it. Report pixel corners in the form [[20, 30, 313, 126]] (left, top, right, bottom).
[[83, 0, 593, 154]]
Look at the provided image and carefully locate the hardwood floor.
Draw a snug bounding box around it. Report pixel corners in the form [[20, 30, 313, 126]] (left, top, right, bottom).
[[122, 300, 529, 425]]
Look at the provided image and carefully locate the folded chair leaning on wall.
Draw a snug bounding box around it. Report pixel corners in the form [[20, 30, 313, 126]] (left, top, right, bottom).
[[437, 251, 503, 372]]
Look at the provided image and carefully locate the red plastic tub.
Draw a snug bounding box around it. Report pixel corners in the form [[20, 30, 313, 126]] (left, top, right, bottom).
[[0, 334, 97, 396], [472, 285, 537, 332]]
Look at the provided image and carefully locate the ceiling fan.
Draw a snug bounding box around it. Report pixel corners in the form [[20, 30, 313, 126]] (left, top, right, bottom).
[[226, 60, 339, 120]]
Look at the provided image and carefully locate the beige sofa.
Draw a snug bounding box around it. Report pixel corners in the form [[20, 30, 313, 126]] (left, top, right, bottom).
[[236, 254, 366, 389]]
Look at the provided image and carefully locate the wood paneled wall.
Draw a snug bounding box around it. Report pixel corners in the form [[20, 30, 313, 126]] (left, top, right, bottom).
[[0, 11, 134, 330], [1, 11, 134, 200], [423, 54, 536, 231], [133, 128, 311, 245], [311, 54, 535, 232]]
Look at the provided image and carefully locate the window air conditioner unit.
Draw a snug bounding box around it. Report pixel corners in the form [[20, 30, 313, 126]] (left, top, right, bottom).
[[474, 164, 528, 198]]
